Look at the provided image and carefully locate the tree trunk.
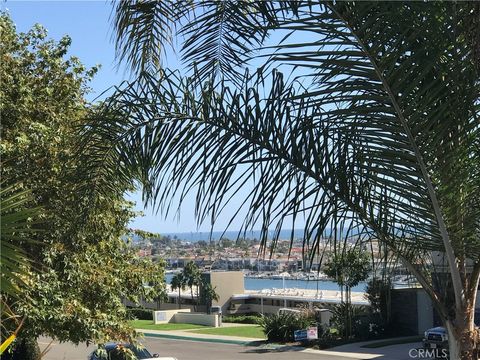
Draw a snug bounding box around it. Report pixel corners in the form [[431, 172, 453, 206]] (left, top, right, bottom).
[[346, 286, 352, 339], [191, 287, 196, 312], [178, 289, 181, 309], [445, 307, 479, 360]]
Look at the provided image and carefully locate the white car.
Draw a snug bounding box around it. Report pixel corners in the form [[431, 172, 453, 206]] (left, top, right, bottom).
[[423, 326, 448, 350], [88, 343, 177, 360]]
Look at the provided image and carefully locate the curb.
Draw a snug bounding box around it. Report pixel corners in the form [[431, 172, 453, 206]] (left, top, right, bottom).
[[141, 332, 259, 346]]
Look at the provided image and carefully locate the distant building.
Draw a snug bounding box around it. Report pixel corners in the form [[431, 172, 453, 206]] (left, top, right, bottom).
[[138, 248, 152, 257]]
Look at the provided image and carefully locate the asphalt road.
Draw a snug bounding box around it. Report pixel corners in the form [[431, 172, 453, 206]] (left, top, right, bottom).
[[38, 336, 364, 360]]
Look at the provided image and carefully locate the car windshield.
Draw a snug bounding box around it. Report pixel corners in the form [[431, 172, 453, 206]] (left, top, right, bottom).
[[106, 345, 152, 360]]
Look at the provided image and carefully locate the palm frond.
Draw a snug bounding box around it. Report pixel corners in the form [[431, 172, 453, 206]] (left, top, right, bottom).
[[113, 0, 286, 83], [178, 0, 271, 84], [104, 1, 480, 318], [112, 0, 179, 73], [86, 62, 474, 273], [0, 185, 41, 298]]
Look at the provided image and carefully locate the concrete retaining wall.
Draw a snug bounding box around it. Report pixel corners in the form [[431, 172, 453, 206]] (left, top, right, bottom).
[[174, 312, 220, 327], [154, 309, 191, 324]]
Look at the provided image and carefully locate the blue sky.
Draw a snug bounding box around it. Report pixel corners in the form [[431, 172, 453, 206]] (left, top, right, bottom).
[[3, 0, 244, 234]]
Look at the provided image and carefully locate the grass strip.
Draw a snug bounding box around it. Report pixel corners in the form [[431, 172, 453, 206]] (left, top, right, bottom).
[[190, 325, 266, 339], [130, 320, 209, 331]]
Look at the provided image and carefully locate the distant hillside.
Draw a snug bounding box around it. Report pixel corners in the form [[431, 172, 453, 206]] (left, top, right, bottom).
[[128, 228, 363, 243], [162, 229, 311, 242]]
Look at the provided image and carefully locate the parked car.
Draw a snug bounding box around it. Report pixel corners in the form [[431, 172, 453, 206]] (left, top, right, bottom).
[[277, 308, 302, 316], [423, 326, 448, 350], [88, 343, 177, 360], [423, 311, 480, 351]]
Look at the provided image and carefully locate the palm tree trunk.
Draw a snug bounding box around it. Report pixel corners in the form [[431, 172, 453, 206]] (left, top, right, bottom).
[[441, 265, 479, 360], [191, 287, 196, 312], [445, 310, 478, 360]]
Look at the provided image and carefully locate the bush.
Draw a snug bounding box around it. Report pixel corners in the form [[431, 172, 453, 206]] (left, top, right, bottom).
[[222, 314, 261, 324], [2, 337, 41, 360], [351, 313, 385, 340], [328, 302, 369, 338], [258, 312, 314, 342], [126, 307, 153, 320]]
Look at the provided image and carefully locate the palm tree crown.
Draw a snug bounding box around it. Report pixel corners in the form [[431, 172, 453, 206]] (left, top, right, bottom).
[[85, 2, 480, 358]]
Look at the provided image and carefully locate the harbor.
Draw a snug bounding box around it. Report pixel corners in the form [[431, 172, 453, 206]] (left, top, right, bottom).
[[165, 272, 367, 292]]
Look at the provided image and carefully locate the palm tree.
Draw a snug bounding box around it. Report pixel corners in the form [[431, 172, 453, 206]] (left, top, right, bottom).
[[200, 282, 219, 314], [170, 273, 186, 309], [0, 184, 41, 354], [86, 2, 479, 358], [182, 262, 202, 312]]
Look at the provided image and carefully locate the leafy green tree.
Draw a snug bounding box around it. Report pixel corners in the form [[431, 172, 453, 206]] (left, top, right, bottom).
[[324, 248, 370, 338], [85, 2, 479, 358], [324, 248, 371, 304], [170, 273, 186, 309], [0, 13, 165, 351], [218, 238, 234, 249]]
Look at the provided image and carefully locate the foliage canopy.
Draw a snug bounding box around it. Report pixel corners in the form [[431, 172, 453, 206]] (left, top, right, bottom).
[[0, 14, 165, 346]]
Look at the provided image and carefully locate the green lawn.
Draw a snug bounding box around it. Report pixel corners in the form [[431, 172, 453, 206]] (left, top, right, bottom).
[[191, 325, 266, 339], [130, 320, 209, 331]]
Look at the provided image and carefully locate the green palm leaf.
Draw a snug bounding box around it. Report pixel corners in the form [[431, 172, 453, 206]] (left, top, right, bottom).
[[113, 0, 179, 73], [0, 185, 41, 298], [103, 3, 479, 354]]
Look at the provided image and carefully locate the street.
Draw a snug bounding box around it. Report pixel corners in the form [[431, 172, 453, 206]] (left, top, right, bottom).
[[39, 336, 366, 360]]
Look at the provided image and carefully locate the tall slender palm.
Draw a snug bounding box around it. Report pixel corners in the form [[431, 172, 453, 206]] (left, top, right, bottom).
[[200, 283, 219, 314], [170, 273, 186, 309], [87, 2, 479, 358], [183, 262, 202, 312]]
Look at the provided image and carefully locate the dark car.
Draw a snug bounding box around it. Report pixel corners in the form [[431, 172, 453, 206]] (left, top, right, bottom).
[[88, 343, 177, 360]]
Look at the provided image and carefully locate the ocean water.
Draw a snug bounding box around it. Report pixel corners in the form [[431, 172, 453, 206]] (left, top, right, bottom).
[[165, 273, 366, 292]]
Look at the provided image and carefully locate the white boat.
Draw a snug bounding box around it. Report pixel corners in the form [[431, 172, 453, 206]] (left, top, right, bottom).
[[271, 272, 291, 279]]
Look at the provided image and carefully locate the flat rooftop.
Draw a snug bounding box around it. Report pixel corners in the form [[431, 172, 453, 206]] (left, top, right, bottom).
[[232, 288, 369, 305]]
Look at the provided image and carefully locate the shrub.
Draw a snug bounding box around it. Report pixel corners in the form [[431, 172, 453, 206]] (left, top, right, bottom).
[[126, 307, 153, 320], [222, 314, 261, 324], [328, 302, 368, 338], [365, 278, 392, 328], [258, 312, 314, 342], [2, 337, 41, 360], [351, 313, 385, 340]]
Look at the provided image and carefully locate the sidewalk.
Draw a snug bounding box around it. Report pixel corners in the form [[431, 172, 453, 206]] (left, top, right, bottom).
[[330, 337, 423, 360]]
